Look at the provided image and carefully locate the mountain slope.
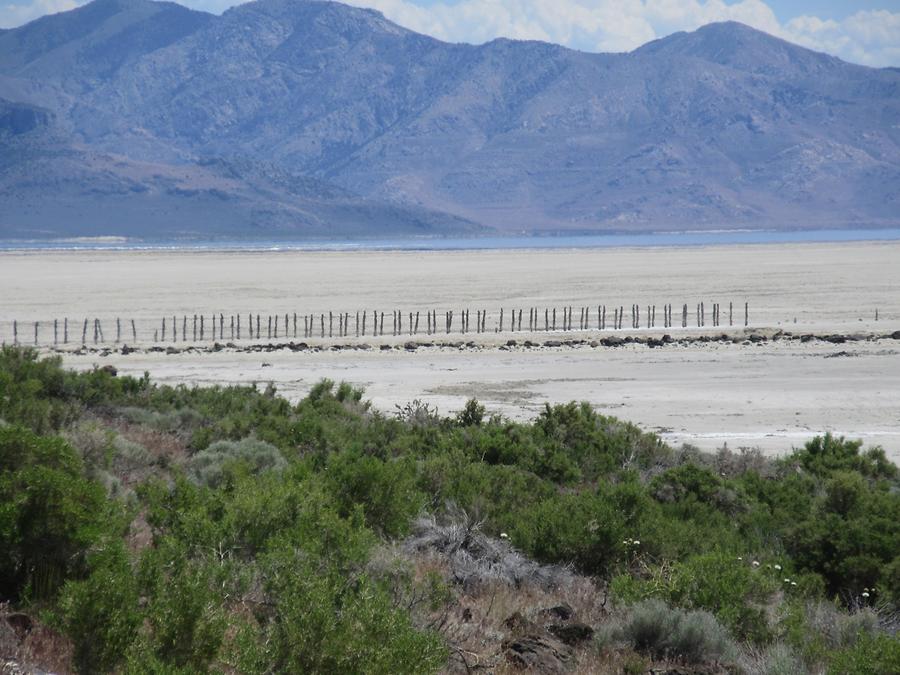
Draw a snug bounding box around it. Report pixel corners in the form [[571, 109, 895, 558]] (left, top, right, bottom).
[[1, 0, 898, 238]]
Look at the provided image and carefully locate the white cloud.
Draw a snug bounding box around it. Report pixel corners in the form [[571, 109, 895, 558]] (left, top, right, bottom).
[[785, 9, 900, 67], [343, 0, 900, 67], [0, 0, 80, 28], [1, 0, 898, 67]]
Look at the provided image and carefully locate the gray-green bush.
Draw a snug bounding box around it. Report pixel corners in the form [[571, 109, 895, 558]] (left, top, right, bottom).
[[608, 599, 738, 664], [187, 437, 286, 488]]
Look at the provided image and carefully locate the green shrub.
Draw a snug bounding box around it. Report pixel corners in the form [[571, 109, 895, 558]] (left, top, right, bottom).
[[262, 548, 446, 674], [60, 542, 141, 673], [511, 491, 625, 576], [827, 632, 900, 674], [325, 449, 423, 538], [788, 433, 897, 481], [611, 552, 775, 642], [0, 425, 114, 600]]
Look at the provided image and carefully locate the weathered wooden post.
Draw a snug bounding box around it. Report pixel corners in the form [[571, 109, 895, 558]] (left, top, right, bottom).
[[231, 315, 235, 340], [193, 315, 198, 341], [131, 319, 137, 342], [54, 319, 58, 345], [154, 330, 158, 342], [744, 302, 748, 326], [552, 308, 556, 331], [200, 315, 205, 341], [64, 318, 68, 344], [162, 317, 166, 342], [729, 302, 733, 327], [269, 315, 273, 339], [499, 308, 504, 332], [81, 318, 88, 344], [93, 318, 99, 344], [12, 319, 17, 345], [33, 321, 38, 346], [320, 314, 325, 338]]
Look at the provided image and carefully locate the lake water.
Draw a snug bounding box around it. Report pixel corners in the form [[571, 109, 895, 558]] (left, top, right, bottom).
[[3, 228, 900, 251]]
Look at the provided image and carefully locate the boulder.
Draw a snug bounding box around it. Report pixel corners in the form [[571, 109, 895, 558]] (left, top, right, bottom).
[[548, 622, 594, 646]]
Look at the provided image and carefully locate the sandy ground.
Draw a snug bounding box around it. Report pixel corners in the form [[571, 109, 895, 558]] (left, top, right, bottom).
[[2, 242, 899, 459]]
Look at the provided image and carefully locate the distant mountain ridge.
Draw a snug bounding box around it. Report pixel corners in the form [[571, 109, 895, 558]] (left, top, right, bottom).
[[1, 0, 898, 239]]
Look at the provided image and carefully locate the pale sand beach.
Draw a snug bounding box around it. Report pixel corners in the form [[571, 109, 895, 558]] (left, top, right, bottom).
[[2, 241, 899, 459]]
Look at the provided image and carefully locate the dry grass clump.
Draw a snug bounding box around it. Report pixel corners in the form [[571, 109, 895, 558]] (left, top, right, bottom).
[[402, 509, 575, 593], [372, 509, 608, 673]]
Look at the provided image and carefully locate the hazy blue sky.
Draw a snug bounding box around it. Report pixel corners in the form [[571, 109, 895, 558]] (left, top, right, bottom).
[[3, 0, 899, 66]]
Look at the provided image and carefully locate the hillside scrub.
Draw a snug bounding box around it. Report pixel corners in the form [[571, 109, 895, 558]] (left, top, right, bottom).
[[0, 346, 898, 673]]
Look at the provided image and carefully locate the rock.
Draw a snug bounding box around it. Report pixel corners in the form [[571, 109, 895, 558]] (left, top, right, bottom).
[[506, 339, 517, 347], [662, 334, 674, 343], [823, 335, 846, 344], [801, 334, 814, 342], [503, 612, 535, 635], [165, 346, 179, 355], [380, 345, 392, 351], [503, 635, 570, 672], [404, 341, 417, 351], [548, 622, 594, 646], [539, 604, 574, 621], [100, 364, 117, 376], [589, 340, 598, 347], [3, 613, 33, 641], [891, 331, 900, 340], [120, 344, 135, 355], [544, 340, 562, 347], [748, 334, 765, 343], [601, 336, 624, 347]]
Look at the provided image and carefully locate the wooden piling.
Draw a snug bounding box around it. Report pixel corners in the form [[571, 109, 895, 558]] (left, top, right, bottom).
[[64, 318, 68, 344], [54, 319, 58, 345], [131, 319, 137, 342], [744, 302, 749, 326]]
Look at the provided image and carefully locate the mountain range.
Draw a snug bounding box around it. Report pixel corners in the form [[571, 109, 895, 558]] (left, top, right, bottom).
[[1, 0, 898, 240]]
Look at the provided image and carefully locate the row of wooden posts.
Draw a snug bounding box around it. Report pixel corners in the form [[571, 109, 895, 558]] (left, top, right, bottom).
[[6, 302, 751, 345]]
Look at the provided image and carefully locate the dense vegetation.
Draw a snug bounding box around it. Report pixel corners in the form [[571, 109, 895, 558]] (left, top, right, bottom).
[[1, 346, 898, 673]]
